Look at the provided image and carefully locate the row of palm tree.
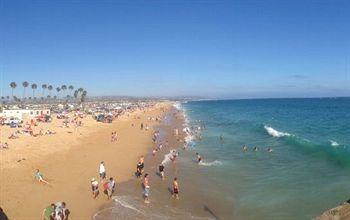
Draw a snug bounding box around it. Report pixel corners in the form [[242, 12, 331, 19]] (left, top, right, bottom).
[[6, 82, 87, 104]]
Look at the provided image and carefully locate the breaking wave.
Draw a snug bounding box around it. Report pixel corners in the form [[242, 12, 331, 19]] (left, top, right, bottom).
[[199, 160, 223, 166], [330, 140, 340, 147], [264, 125, 291, 137]]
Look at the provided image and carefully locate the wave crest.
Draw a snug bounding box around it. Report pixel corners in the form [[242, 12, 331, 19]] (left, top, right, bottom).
[[199, 160, 222, 166], [330, 140, 340, 147], [264, 125, 291, 137]]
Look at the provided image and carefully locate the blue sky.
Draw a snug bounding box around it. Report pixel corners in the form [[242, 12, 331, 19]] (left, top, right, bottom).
[[1, 0, 349, 98]]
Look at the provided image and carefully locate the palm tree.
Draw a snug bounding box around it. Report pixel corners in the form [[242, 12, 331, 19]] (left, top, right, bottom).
[[22, 81, 29, 99], [80, 90, 87, 109], [31, 83, 37, 99], [10, 82, 17, 98], [61, 85, 67, 99], [6, 96, 10, 100], [48, 85, 53, 96], [56, 87, 61, 99], [42, 84, 47, 98], [68, 85, 74, 96]]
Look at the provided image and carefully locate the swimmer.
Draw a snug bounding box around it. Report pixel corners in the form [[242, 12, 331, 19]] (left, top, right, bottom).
[[159, 163, 165, 179], [196, 152, 202, 163], [253, 146, 258, 152], [172, 177, 179, 199], [242, 145, 248, 152], [267, 147, 273, 152]]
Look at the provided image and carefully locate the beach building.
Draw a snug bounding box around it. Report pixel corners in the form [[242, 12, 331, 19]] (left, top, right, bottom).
[[0, 108, 51, 120]]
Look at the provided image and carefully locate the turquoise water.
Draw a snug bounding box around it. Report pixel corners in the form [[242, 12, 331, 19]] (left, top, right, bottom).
[[181, 98, 350, 220]]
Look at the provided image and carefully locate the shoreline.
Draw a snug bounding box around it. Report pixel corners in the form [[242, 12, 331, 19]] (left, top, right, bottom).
[[93, 103, 221, 219], [0, 102, 171, 219]]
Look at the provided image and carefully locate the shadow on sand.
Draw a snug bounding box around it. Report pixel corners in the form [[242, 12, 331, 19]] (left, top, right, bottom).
[[204, 205, 219, 220]]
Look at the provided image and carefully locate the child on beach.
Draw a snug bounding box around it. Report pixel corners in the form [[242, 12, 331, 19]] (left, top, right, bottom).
[[172, 177, 179, 199], [91, 178, 99, 199], [35, 169, 50, 184]]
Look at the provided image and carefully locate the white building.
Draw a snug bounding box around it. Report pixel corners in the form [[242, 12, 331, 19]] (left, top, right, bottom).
[[0, 108, 50, 120]]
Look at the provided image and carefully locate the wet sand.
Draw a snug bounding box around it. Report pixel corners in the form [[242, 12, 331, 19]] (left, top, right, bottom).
[[0, 103, 170, 219], [93, 106, 230, 219]]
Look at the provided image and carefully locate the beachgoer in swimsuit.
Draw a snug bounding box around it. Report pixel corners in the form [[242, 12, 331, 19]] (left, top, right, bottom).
[[196, 153, 202, 163], [91, 178, 99, 199], [159, 163, 165, 180], [143, 173, 150, 203], [253, 146, 258, 151], [242, 145, 248, 152], [173, 177, 179, 199], [35, 169, 50, 184]]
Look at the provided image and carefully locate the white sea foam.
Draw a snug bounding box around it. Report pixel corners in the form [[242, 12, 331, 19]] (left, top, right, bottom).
[[162, 150, 176, 164], [264, 125, 291, 138], [173, 102, 182, 110], [112, 196, 142, 214], [330, 140, 340, 147], [199, 160, 222, 166]]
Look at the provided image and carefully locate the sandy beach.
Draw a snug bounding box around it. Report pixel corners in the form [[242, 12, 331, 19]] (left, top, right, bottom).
[[0, 102, 171, 219]]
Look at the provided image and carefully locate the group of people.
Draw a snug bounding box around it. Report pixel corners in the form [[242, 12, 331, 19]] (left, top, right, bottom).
[[135, 121, 183, 204], [42, 202, 70, 220], [90, 161, 116, 200]]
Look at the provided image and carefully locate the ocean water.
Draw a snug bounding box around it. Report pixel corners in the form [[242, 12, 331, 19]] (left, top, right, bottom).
[[179, 98, 350, 220]]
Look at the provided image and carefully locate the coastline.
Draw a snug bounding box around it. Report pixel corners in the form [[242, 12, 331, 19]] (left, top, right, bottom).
[[0, 102, 171, 219], [93, 103, 223, 219]]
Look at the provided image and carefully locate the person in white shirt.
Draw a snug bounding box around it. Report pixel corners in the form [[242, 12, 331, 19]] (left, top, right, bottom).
[[99, 161, 106, 180]]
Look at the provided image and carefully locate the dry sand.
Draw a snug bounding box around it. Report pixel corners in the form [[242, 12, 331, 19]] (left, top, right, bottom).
[[0, 102, 171, 219]]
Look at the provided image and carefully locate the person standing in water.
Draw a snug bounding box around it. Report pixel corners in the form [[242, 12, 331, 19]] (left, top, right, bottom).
[[242, 145, 248, 152], [142, 173, 150, 203], [196, 152, 202, 163], [159, 163, 165, 180], [172, 177, 179, 199]]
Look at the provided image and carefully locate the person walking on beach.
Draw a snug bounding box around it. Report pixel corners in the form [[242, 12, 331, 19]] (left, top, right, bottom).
[[142, 173, 150, 203], [108, 177, 116, 199], [91, 178, 99, 199], [141, 123, 144, 130], [159, 163, 165, 180], [99, 161, 106, 181], [172, 177, 179, 199]]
